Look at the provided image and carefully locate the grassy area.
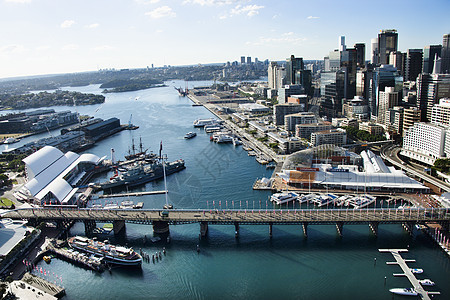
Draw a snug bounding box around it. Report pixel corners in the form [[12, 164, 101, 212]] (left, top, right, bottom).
[[0, 197, 13, 207]]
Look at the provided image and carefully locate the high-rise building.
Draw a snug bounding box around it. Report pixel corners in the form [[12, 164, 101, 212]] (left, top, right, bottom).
[[377, 87, 399, 124], [246, 56, 251, 64], [423, 45, 442, 74], [339, 36, 346, 51], [371, 38, 379, 65], [240, 56, 245, 64], [389, 51, 404, 77], [277, 85, 304, 104], [431, 98, 450, 126], [442, 34, 450, 74], [404, 49, 423, 82], [285, 55, 304, 85], [385, 106, 404, 135], [378, 29, 398, 65], [416, 73, 450, 121], [354, 43, 366, 68], [273, 103, 304, 126], [268, 62, 278, 89], [370, 65, 403, 119], [402, 107, 421, 136]]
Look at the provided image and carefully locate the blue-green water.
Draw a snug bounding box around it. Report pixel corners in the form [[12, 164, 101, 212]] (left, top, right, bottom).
[[3, 82, 450, 299]]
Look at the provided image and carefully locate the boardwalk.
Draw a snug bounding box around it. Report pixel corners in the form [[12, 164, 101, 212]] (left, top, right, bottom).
[[3, 207, 449, 225]]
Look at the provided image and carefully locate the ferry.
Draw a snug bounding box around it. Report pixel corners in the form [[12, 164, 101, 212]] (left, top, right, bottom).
[[389, 288, 418, 296], [68, 236, 142, 266], [184, 132, 197, 139], [270, 192, 299, 205], [193, 118, 217, 127]]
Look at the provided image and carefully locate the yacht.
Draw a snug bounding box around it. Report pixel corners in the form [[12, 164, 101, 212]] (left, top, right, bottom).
[[389, 288, 418, 296], [298, 193, 317, 204], [410, 268, 423, 274], [418, 279, 435, 286], [270, 192, 299, 205], [184, 132, 197, 139], [193, 118, 217, 127]]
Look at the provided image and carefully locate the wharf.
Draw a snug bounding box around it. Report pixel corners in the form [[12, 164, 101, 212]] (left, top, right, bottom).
[[21, 272, 66, 298], [379, 249, 439, 299], [98, 190, 167, 198]]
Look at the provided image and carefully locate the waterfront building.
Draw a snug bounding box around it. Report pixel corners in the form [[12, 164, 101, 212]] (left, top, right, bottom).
[[442, 33, 450, 74], [248, 121, 276, 137], [377, 87, 399, 125], [239, 103, 270, 115], [401, 122, 450, 165], [21, 146, 101, 205], [295, 122, 333, 139], [267, 132, 304, 154], [273, 103, 303, 126], [431, 98, 450, 126], [277, 85, 304, 104], [423, 45, 442, 74], [416, 73, 450, 121], [310, 129, 347, 146], [284, 112, 317, 132], [404, 49, 423, 82], [402, 107, 421, 136], [378, 29, 398, 65]]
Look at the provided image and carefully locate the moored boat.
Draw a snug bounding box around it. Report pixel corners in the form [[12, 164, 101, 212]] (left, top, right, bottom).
[[418, 279, 435, 286], [68, 236, 142, 266], [184, 132, 197, 139], [389, 288, 417, 296], [270, 192, 299, 205], [410, 268, 423, 274]]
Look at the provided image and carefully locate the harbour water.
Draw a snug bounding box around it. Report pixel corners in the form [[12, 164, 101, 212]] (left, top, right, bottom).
[[3, 81, 450, 299]]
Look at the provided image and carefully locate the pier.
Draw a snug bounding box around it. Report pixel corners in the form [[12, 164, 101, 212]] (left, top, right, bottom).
[[3, 207, 449, 237], [379, 249, 440, 300], [97, 190, 167, 198]]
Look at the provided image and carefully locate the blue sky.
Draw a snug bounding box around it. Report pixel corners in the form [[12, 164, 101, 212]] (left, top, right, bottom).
[[0, 0, 449, 79]]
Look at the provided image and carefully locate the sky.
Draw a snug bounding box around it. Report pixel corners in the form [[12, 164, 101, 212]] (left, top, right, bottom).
[[0, 0, 449, 79]]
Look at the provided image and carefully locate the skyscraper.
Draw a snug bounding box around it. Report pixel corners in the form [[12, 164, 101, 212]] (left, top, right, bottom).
[[371, 38, 379, 65], [377, 87, 399, 124], [285, 55, 304, 85], [246, 56, 251, 64], [370, 65, 403, 119], [404, 49, 423, 82], [416, 73, 450, 121], [378, 29, 398, 65], [423, 45, 442, 74], [240, 56, 245, 64], [354, 43, 366, 68], [441, 34, 450, 74]]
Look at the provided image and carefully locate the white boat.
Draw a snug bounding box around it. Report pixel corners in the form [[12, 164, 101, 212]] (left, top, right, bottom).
[[193, 118, 217, 127], [103, 203, 120, 209], [418, 279, 435, 286], [270, 192, 299, 205], [298, 193, 317, 204], [410, 268, 423, 274], [353, 195, 376, 209], [184, 132, 197, 139], [389, 288, 418, 296], [213, 133, 233, 143], [205, 126, 222, 133], [4, 137, 18, 144], [120, 200, 134, 209], [232, 138, 242, 146]]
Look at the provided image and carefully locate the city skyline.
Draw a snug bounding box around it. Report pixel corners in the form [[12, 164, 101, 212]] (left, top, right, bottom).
[[0, 0, 449, 79]]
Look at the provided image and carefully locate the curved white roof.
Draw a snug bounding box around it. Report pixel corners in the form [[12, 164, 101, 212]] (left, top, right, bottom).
[[23, 146, 65, 179], [79, 153, 102, 164]]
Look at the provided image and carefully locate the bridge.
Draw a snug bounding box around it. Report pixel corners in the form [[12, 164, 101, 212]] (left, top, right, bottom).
[[2, 207, 449, 238]]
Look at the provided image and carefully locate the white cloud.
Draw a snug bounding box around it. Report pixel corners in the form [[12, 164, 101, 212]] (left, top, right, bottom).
[[85, 23, 99, 29], [307, 16, 319, 19], [230, 4, 264, 17], [36, 45, 51, 51], [282, 32, 294, 36], [183, 0, 238, 6], [4, 0, 32, 3], [62, 44, 79, 51], [135, 0, 160, 4], [145, 6, 176, 18], [155, 29, 163, 33], [61, 20, 75, 28], [92, 45, 114, 51], [0, 44, 27, 54]]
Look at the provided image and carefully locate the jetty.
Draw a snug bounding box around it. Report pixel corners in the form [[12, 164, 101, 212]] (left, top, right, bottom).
[[379, 249, 440, 299], [98, 190, 167, 198]]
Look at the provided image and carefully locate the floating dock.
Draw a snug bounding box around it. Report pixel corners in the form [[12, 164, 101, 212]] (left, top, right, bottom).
[[379, 249, 440, 300]]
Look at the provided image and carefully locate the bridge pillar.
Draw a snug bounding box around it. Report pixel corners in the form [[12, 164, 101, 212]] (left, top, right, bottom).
[[369, 221, 379, 236], [113, 220, 126, 235], [402, 222, 414, 235], [335, 222, 344, 237], [234, 222, 239, 238], [200, 222, 208, 238], [153, 221, 170, 235], [269, 223, 273, 238], [84, 220, 96, 236], [302, 222, 308, 238]]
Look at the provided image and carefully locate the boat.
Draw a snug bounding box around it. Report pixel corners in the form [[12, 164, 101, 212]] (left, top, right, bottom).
[[68, 236, 142, 266], [184, 132, 197, 139], [3, 137, 18, 144], [103, 203, 119, 209], [98, 159, 185, 190], [298, 193, 317, 204], [389, 288, 418, 296], [124, 137, 156, 161], [410, 268, 423, 274], [193, 118, 217, 127], [266, 162, 276, 169], [418, 279, 435, 286], [270, 192, 299, 205], [43, 256, 51, 263], [120, 200, 134, 209], [232, 138, 242, 146]]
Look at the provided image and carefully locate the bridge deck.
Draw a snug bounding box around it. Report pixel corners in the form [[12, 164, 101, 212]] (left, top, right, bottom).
[[2, 207, 449, 225]]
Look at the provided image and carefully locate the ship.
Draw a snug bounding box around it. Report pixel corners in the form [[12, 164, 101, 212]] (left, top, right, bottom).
[[124, 137, 156, 161], [68, 236, 142, 266], [99, 159, 185, 190]]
